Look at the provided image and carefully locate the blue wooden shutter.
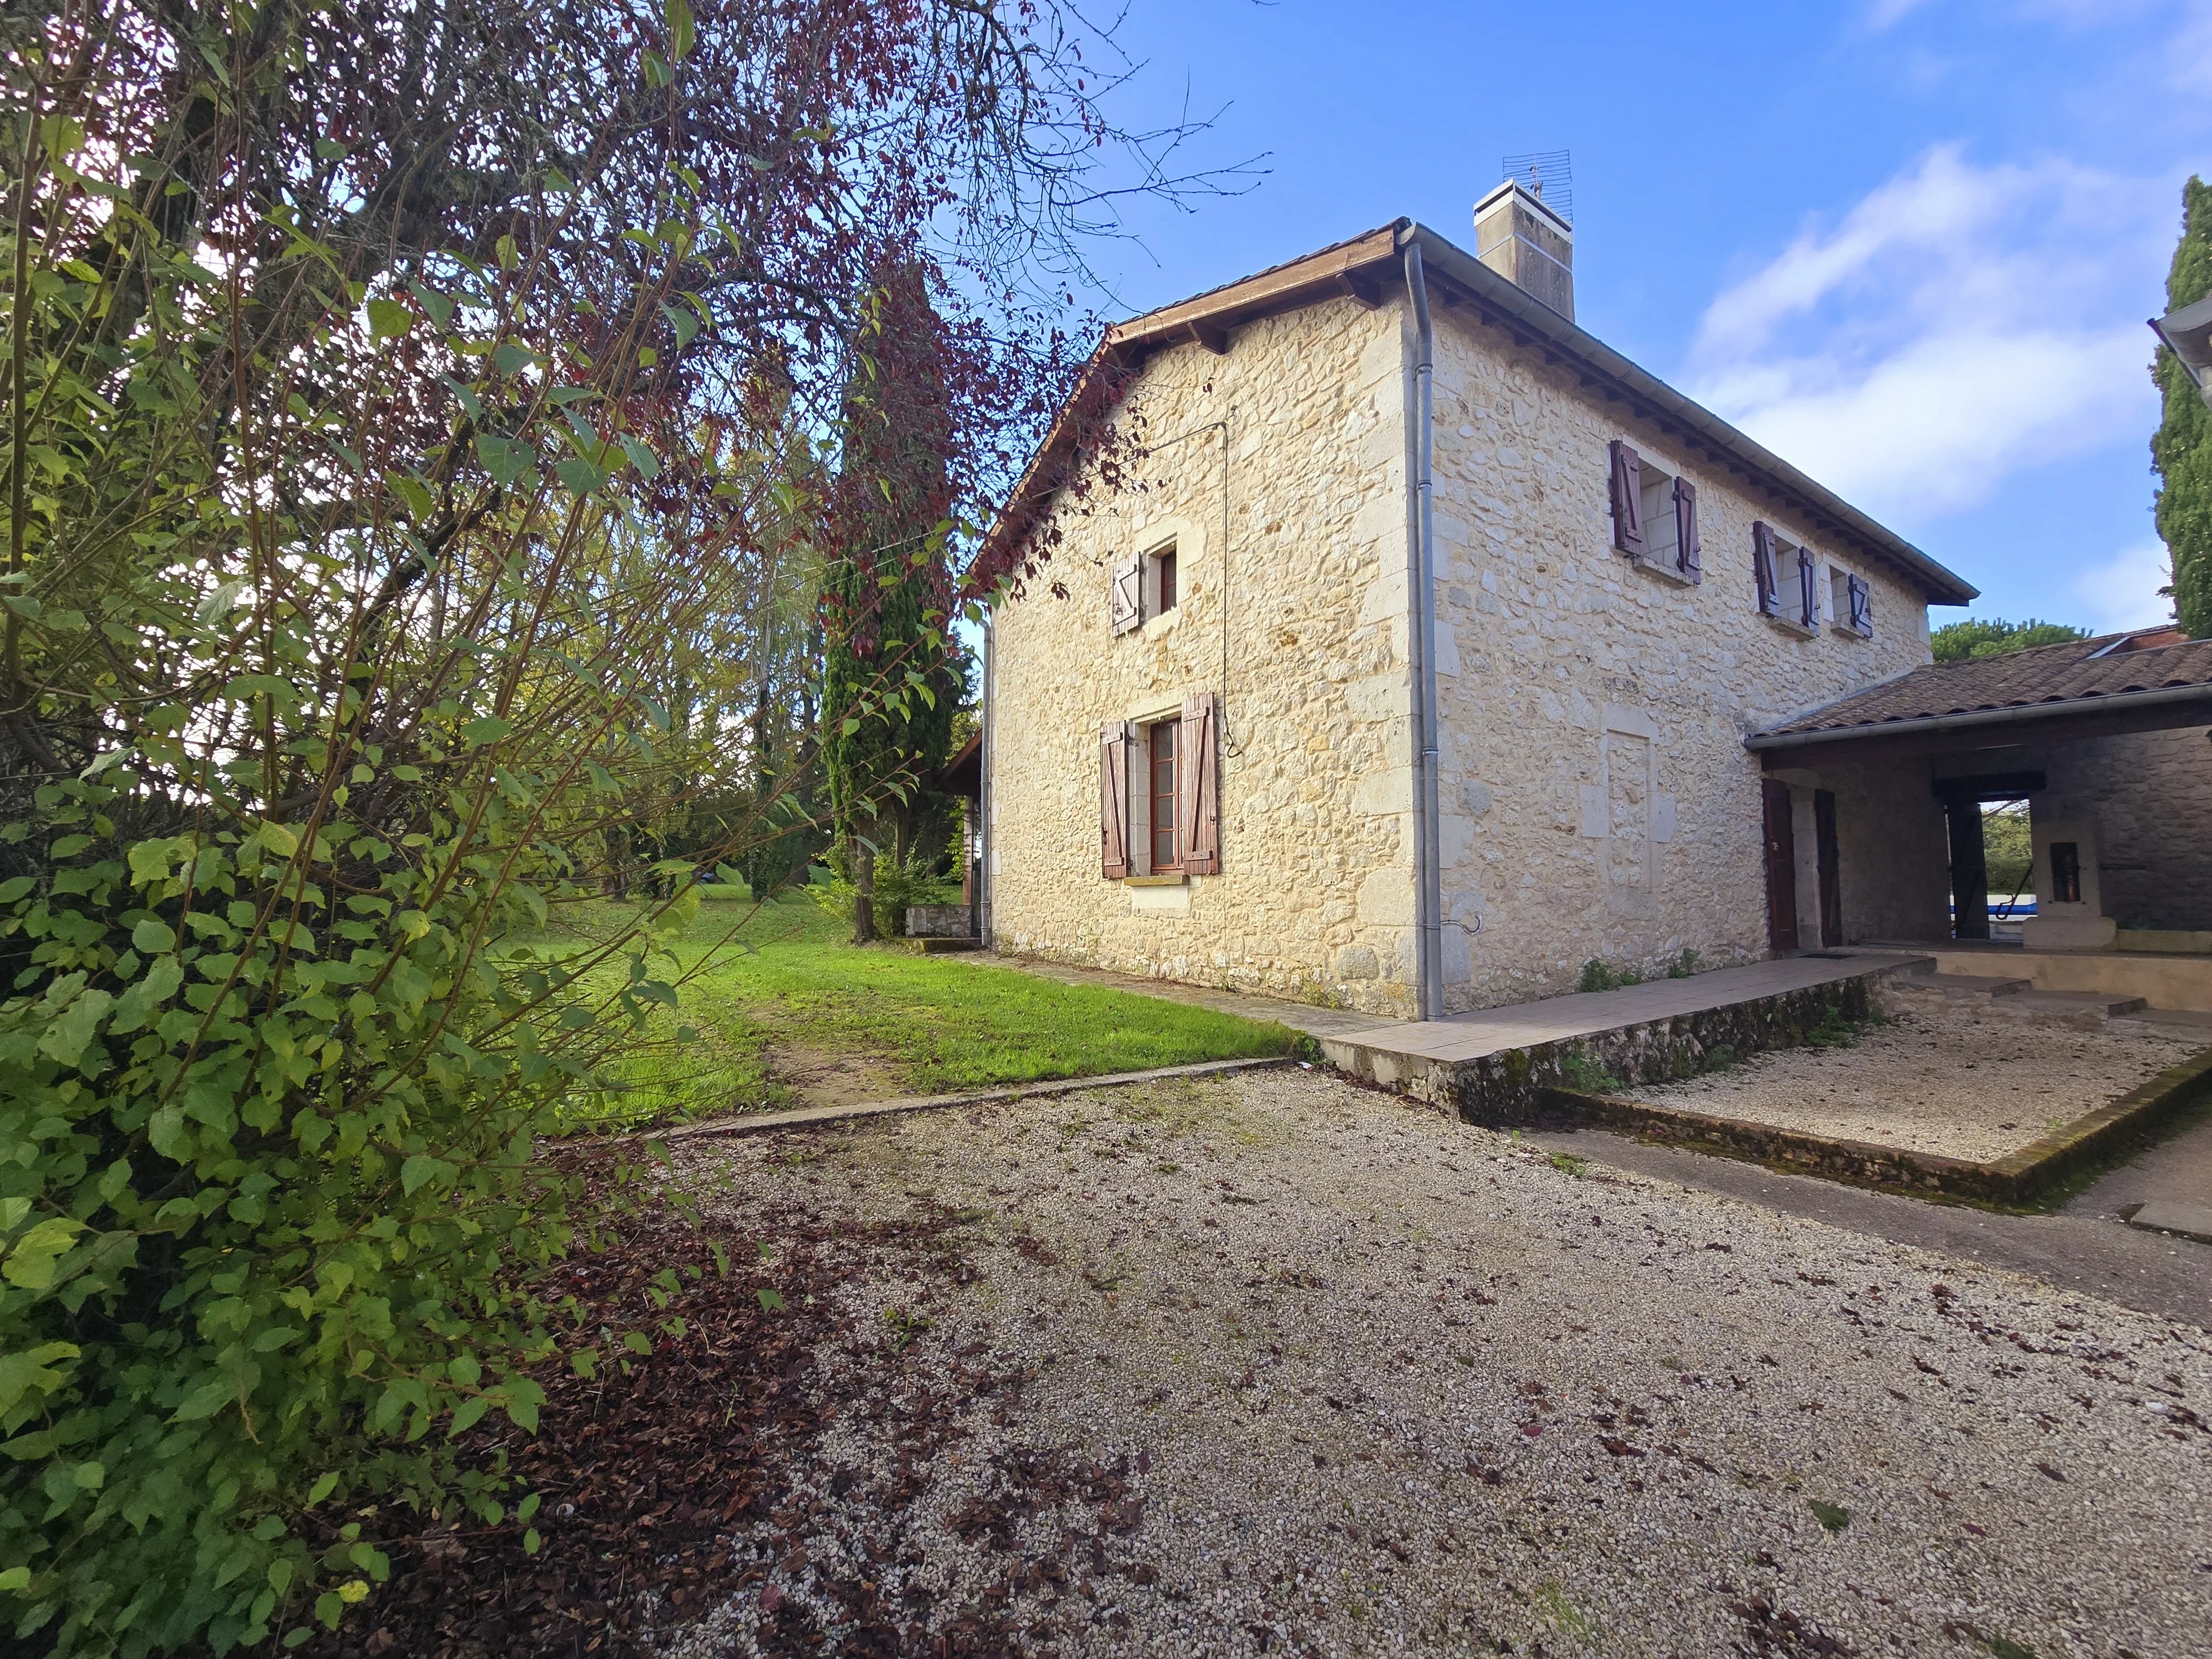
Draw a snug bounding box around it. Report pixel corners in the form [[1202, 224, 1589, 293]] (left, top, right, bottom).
[[1848, 573, 1872, 637], [1798, 547, 1819, 628], [1752, 522, 1780, 615]]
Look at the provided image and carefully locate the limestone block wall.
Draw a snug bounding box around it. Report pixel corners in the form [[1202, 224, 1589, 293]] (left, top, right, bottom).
[[1791, 755, 1952, 942], [2034, 725, 2212, 932], [1424, 308, 1940, 1009], [985, 295, 1422, 1015]]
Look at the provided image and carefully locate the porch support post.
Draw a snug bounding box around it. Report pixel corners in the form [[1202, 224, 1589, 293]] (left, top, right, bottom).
[[1945, 798, 1990, 941]]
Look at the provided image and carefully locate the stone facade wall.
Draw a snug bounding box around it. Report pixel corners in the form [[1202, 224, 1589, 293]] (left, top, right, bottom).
[[1423, 308, 1939, 1009], [987, 285, 1954, 1020], [985, 296, 1423, 1015], [2036, 725, 2212, 931]]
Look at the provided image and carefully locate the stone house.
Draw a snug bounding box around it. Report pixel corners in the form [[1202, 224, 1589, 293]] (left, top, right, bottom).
[[976, 194, 1995, 1020]]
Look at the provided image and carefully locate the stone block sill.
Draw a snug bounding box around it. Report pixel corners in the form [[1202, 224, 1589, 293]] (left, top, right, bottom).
[[1629, 554, 1699, 588], [1762, 612, 1819, 640], [1124, 873, 1188, 888]]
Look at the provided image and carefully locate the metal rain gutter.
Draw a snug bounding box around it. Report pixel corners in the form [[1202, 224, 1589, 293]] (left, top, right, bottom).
[[1404, 241, 1445, 1021]]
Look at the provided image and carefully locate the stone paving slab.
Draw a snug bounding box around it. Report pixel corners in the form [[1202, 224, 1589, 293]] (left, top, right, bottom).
[[1328, 952, 1933, 1065], [2128, 1199, 2212, 1245]]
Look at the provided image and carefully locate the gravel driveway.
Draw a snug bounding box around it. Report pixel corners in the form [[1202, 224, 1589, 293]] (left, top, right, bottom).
[[662, 1067, 2212, 1658]]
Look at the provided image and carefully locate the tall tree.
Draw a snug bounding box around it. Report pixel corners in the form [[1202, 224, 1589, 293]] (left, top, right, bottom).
[[822, 260, 963, 942], [0, 5, 1232, 1650], [2153, 175, 2212, 638]]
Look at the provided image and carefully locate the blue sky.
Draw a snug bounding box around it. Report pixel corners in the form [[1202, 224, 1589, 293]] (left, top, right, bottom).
[[1061, 0, 2211, 632]]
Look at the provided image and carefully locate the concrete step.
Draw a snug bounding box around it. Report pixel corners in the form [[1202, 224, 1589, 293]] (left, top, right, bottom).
[[2116, 1006, 2212, 1036], [1897, 971, 2034, 998], [2122, 1201, 2212, 1246], [2007, 989, 2150, 1019]]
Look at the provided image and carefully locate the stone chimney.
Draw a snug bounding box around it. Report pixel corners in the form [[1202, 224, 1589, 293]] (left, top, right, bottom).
[[1474, 179, 1574, 321]]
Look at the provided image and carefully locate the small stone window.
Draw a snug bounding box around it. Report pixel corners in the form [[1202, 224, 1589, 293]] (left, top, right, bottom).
[[1108, 541, 1181, 637], [1828, 566, 1872, 639], [1754, 521, 1819, 637], [1144, 543, 1178, 619]]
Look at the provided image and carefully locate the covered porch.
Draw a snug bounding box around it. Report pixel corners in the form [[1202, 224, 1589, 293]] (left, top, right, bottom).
[[1744, 628, 2212, 1011]]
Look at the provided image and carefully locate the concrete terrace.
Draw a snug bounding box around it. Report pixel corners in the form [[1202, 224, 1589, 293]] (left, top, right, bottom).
[[1324, 952, 1931, 1066]]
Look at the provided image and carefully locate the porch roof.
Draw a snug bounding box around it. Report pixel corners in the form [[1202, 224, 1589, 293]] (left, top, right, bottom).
[[1747, 629, 2212, 763]]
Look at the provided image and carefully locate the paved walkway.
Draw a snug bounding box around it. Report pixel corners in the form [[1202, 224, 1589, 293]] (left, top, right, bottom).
[[1326, 952, 1931, 1063], [1528, 1124, 2212, 1329]]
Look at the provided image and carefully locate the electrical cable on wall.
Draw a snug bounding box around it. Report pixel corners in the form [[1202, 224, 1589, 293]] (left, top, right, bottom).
[[1133, 414, 1239, 757]]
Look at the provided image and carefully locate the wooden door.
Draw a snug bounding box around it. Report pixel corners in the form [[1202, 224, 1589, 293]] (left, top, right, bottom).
[[1761, 778, 1799, 954], [1814, 789, 1843, 948]]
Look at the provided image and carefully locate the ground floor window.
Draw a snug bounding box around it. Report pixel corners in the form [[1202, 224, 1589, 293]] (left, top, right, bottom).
[[1149, 719, 1179, 870]]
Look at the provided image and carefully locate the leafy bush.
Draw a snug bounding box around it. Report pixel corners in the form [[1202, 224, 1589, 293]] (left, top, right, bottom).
[[1577, 959, 1643, 994], [1557, 1048, 1625, 1094], [808, 846, 961, 937]]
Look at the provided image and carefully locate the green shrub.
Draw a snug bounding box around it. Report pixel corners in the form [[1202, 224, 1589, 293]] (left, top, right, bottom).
[[1558, 1048, 1625, 1094], [1578, 959, 1644, 993]]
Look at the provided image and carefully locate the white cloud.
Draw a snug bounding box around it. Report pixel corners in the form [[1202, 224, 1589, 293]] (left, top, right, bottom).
[[2070, 537, 2178, 633], [1866, 0, 1938, 28], [1683, 147, 2168, 526]]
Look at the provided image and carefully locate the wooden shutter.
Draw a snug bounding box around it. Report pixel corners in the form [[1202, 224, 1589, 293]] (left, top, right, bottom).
[[1608, 440, 1645, 557], [1673, 476, 1701, 583], [1848, 573, 1871, 637], [1178, 691, 1220, 875], [1099, 721, 1131, 878], [1109, 557, 1142, 636], [1797, 547, 1819, 628], [1752, 522, 1780, 615]]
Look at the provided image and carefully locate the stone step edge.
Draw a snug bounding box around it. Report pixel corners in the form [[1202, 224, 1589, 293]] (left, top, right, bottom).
[[1538, 1045, 2212, 1207], [580, 1055, 1300, 1146]]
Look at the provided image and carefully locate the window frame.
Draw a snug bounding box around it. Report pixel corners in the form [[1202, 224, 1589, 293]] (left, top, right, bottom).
[[1147, 717, 1181, 873]]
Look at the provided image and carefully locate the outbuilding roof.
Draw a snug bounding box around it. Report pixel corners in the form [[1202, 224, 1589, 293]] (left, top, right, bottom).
[[978, 218, 1979, 607], [1747, 629, 2212, 750]]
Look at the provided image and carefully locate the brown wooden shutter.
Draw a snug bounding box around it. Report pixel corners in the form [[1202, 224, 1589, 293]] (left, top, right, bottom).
[[1178, 691, 1220, 875], [1608, 440, 1645, 557], [1109, 557, 1142, 636], [1752, 521, 1780, 615], [1797, 547, 1819, 628], [1099, 721, 1131, 878], [1848, 573, 1871, 637], [1673, 476, 1701, 583]]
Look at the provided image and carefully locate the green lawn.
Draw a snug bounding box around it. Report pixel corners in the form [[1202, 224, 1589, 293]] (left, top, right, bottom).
[[559, 886, 1301, 1130]]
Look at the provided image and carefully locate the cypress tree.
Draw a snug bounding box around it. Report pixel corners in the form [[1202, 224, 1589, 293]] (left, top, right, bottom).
[[2153, 176, 2212, 638], [822, 260, 962, 941]]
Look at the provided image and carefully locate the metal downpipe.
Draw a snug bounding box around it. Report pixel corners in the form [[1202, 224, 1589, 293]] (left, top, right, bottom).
[[1405, 241, 1446, 1020]]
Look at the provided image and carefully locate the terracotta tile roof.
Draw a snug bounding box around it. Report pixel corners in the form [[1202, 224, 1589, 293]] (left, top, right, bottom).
[[1754, 631, 2212, 740], [977, 220, 1977, 607]]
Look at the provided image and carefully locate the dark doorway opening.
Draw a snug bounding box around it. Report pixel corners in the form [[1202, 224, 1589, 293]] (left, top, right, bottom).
[[1762, 778, 1798, 954]]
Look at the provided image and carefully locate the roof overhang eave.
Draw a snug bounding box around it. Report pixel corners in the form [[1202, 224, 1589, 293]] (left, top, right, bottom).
[[1745, 680, 2212, 752], [1395, 222, 1979, 608]]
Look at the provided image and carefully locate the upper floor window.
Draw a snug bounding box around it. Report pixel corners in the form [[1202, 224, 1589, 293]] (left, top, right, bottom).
[[1608, 440, 1700, 585], [1828, 567, 1873, 638], [1752, 521, 1820, 635], [1108, 540, 1180, 635]]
